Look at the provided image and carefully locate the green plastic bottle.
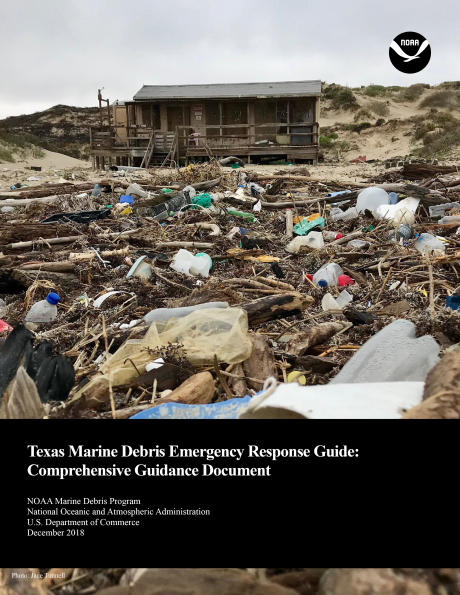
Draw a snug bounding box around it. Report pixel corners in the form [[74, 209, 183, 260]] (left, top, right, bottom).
[[228, 209, 255, 222]]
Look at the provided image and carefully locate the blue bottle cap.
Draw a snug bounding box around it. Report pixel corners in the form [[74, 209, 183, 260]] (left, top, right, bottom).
[[46, 292, 60, 305], [318, 279, 328, 288]]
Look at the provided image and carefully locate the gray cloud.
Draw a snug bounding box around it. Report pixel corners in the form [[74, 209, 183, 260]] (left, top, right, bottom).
[[1, 0, 459, 118]]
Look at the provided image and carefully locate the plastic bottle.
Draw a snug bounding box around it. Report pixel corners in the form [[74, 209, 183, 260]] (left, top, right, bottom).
[[388, 192, 398, 205], [356, 187, 390, 214], [348, 239, 369, 249], [144, 302, 229, 325], [24, 292, 60, 323], [126, 183, 149, 198], [148, 193, 190, 221], [92, 184, 102, 197], [227, 209, 255, 221], [415, 233, 446, 254], [388, 224, 414, 242], [323, 231, 343, 241], [313, 263, 343, 287], [330, 206, 359, 222], [326, 190, 351, 198]]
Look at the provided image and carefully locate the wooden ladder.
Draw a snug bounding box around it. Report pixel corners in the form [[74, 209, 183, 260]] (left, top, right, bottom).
[[140, 130, 155, 169], [159, 133, 178, 168]]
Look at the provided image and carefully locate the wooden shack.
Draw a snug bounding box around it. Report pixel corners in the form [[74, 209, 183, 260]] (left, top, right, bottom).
[[90, 80, 321, 168]]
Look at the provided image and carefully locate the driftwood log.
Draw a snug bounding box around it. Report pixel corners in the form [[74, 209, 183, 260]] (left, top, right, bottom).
[[0, 195, 59, 207], [190, 178, 221, 191], [6, 228, 142, 250], [0, 223, 73, 247], [260, 192, 359, 209], [0, 183, 93, 200], [12, 262, 76, 273], [155, 241, 214, 249], [287, 322, 349, 357], [402, 162, 460, 180], [240, 293, 314, 326], [296, 354, 338, 374], [243, 333, 276, 390]]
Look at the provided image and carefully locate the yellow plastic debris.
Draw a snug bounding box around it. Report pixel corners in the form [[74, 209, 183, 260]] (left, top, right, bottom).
[[226, 248, 280, 262], [287, 371, 307, 385], [293, 213, 321, 224]]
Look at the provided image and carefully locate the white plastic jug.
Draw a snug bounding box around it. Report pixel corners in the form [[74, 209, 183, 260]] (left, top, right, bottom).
[[321, 290, 353, 311], [374, 197, 419, 226], [356, 187, 389, 214], [286, 232, 324, 254], [313, 263, 343, 287], [170, 249, 211, 277]]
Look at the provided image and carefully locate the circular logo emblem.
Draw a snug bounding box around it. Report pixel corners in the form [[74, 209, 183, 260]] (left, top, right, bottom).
[[389, 32, 431, 74]]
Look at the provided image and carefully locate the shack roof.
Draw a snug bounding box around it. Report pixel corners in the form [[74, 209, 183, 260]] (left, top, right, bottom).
[[133, 80, 321, 101]]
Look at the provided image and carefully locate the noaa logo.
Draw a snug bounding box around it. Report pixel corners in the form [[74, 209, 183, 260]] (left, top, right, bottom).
[[389, 32, 431, 74]]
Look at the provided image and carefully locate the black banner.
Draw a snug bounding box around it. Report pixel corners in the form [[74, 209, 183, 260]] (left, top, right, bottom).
[[3, 422, 455, 567]]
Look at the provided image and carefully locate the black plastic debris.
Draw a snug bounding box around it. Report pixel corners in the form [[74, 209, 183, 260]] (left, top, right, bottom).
[[0, 325, 34, 399], [34, 356, 75, 402], [271, 262, 285, 279], [241, 235, 260, 250], [40, 209, 112, 225], [344, 308, 378, 326], [24, 340, 53, 381], [0, 325, 75, 404]]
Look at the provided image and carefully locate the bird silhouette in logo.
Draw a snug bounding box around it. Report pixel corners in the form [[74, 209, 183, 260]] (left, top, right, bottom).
[[390, 39, 430, 62]]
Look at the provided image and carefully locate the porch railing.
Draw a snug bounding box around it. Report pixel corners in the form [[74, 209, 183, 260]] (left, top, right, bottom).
[[90, 127, 176, 151]]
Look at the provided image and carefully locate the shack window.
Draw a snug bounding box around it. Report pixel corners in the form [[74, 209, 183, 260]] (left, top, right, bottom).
[[141, 104, 151, 126], [205, 101, 220, 138], [288, 99, 315, 123], [277, 101, 288, 133], [254, 101, 276, 142], [223, 101, 248, 139]]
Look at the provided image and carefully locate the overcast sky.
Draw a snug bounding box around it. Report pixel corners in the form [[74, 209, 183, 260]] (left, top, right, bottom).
[[1, 0, 459, 120]]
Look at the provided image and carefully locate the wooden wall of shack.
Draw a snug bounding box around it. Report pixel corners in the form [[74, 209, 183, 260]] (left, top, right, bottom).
[[119, 97, 320, 142]]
